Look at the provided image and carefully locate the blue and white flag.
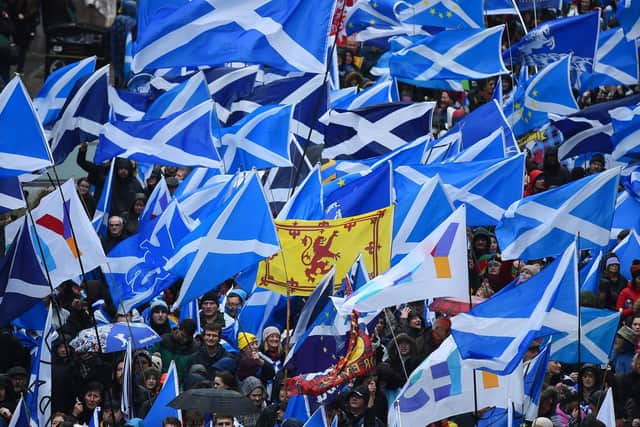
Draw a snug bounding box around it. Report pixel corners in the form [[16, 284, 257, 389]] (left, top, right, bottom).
[[390, 26, 508, 83], [0, 77, 53, 177], [133, 0, 335, 74], [139, 176, 172, 228], [0, 177, 25, 214], [323, 102, 435, 160], [145, 72, 211, 120], [621, 164, 640, 201], [550, 307, 619, 365], [303, 405, 331, 427], [8, 396, 30, 427], [92, 160, 115, 237], [344, 0, 402, 35], [451, 243, 579, 375], [617, 0, 640, 41], [33, 56, 96, 127], [166, 172, 280, 307], [611, 190, 640, 246], [452, 128, 506, 162], [522, 343, 551, 421], [0, 217, 50, 327], [290, 267, 335, 346], [121, 339, 133, 419], [392, 174, 454, 265], [581, 28, 640, 90], [277, 164, 324, 221], [496, 167, 620, 261], [87, 407, 100, 427], [96, 101, 222, 169], [218, 104, 293, 172], [238, 286, 285, 343], [329, 78, 399, 111], [611, 102, 640, 162], [284, 394, 312, 424], [26, 304, 54, 427], [395, 0, 484, 29], [502, 11, 599, 74], [144, 360, 182, 425], [423, 131, 461, 164], [580, 250, 603, 294], [108, 87, 149, 121], [612, 230, 640, 281], [396, 154, 526, 226], [178, 297, 202, 336], [49, 65, 110, 164], [174, 168, 229, 200], [484, 0, 516, 15]]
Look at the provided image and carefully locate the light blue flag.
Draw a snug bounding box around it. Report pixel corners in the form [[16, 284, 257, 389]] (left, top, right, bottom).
[[452, 128, 507, 162], [0, 77, 53, 177], [395, 153, 526, 226], [139, 176, 172, 230], [124, 31, 133, 83], [621, 164, 640, 201], [580, 250, 603, 294], [522, 342, 552, 421], [335, 254, 371, 298], [92, 160, 115, 237], [238, 285, 285, 344], [617, 0, 640, 41], [166, 172, 280, 307], [484, 0, 516, 15], [550, 307, 620, 365], [144, 72, 211, 120], [34, 56, 96, 127], [502, 11, 599, 74], [9, 396, 30, 427], [49, 65, 110, 164], [344, 0, 402, 35], [330, 78, 399, 111], [303, 405, 330, 427], [144, 360, 182, 425], [177, 174, 237, 221], [289, 267, 335, 346], [611, 102, 640, 162], [133, 0, 334, 74], [285, 394, 312, 424], [174, 168, 227, 199], [390, 26, 508, 83], [580, 28, 640, 90], [395, 0, 484, 29], [451, 242, 579, 375], [392, 174, 454, 265], [0, 177, 25, 214], [611, 190, 640, 244], [96, 101, 223, 169], [423, 131, 461, 164], [217, 104, 293, 172], [277, 164, 324, 221], [178, 297, 201, 335], [496, 167, 620, 261], [612, 230, 640, 281]]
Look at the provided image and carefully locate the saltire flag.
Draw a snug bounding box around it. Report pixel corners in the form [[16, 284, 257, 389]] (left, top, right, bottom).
[[611, 230, 640, 282], [139, 175, 172, 228], [484, 0, 517, 15], [176, 174, 238, 221], [178, 298, 202, 336], [506, 55, 579, 137], [549, 307, 619, 365], [0, 77, 53, 177], [611, 190, 640, 245], [237, 286, 286, 343], [91, 160, 115, 237], [339, 205, 467, 314], [277, 164, 324, 221], [392, 174, 454, 265], [388, 337, 524, 427], [450, 243, 579, 375], [284, 394, 312, 424], [423, 131, 461, 164], [217, 104, 293, 172], [96, 101, 223, 169], [144, 71, 211, 120], [166, 171, 280, 307], [26, 304, 55, 427], [617, 0, 640, 41], [144, 360, 182, 425], [496, 167, 620, 261], [124, 31, 133, 83], [289, 267, 335, 347], [580, 28, 640, 90], [8, 396, 30, 427], [323, 102, 435, 160], [580, 250, 603, 294], [33, 56, 96, 127], [173, 168, 228, 199], [389, 26, 508, 83], [49, 65, 110, 164], [137, 0, 190, 34], [132, 0, 335, 74], [522, 343, 551, 421], [621, 164, 640, 201], [395, 154, 526, 226], [395, 0, 484, 29], [329, 78, 399, 111], [30, 179, 106, 286], [344, 0, 402, 35], [369, 33, 428, 78], [336, 254, 370, 298], [256, 206, 393, 296], [554, 94, 640, 160], [302, 405, 331, 427], [11, 300, 47, 331], [108, 86, 149, 121], [610, 102, 640, 162], [0, 177, 25, 214], [121, 339, 133, 419], [596, 388, 616, 427], [502, 11, 599, 74], [452, 128, 506, 162]]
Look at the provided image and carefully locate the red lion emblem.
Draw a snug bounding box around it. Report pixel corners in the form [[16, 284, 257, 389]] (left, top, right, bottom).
[[301, 230, 341, 282]]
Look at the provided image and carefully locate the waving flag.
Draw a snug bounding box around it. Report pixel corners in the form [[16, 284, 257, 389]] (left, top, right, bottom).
[[453, 128, 506, 162], [0, 77, 53, 177], [451, 243, 579, 375], [144, 72, 211, 120], [621, 164, 640, 201], [108, 87, 149, 121], [329, 78, 399, 111], [395, 0, 484, 29], [167, 172, 280, 307], [522, 343, 551, 421], [49, 65, 110, 164], [91, 160, 115, 237], [580, 250, 603, 294], [581, 28, 640, 90], [96, 101, 222, 169], [496, 168, 620, 261], [0, 177, 25, 214], [484, 0, 516, 14], [237, 285, 285, 342], [133, 0, 334, 74], [597, 388, 616, 427], [611, 102, 640, 162], [174, 168, 229, 199], [344, 0, 402, 35], [396, 154, 526, 226], [617, 0, 640, 41], [390, 26, 508, 83], [34, 56, 96, 127], [323, 102, 435, 160], [277, 164, 324, 221], [612, 230, 640, 281], [144, 361, 182, 425], [289, 268, 335, 346], [26, 304, 54, 427], [8, 396, 30, 427], [611, 191, 640, 246], [139, 176, 172, 229]]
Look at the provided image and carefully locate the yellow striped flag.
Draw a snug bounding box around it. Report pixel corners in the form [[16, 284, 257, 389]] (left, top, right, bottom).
[[257, 206, 393, 296]]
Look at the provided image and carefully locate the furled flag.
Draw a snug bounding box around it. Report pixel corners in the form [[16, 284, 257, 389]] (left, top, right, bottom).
[[580, 250, 603, 294], [395, 153, 526, 226], [502, 11, 599, 74], [167, 171, 280, 307], [506, 55, 579, 137], [217, 104, 293, 172], [132, 0, 335, 74], [392, 174, 454, 265], [617, 0, 640, 41], [610, 102, 640, 162], [121, 339, 133, 419], [388, 337, 524, 427], [144, 360, 182, 425], [323, 102, 435, 160], [33, 56, 96, 127], [144, 71, 211, 120], [395, 0, 484, 29], [8, 396, 30, 427], [580, 28, 640, 90], [496, 167, 620, 261], [339, 205, 467, 314], [277, 164, 324, 221], [390, 26, 508, 84], [26, 304, 55, 427], [91, 160, 115, 237], [612, 230, 640, 281], [0, 77, 53, 177], [550, 307, 619, 365], [30, 179, 106, 286], [0, 177, 25, 214], [124, 31, 132, 82], [96, 101, 223, 169], [49, 65, 110, 164], [522, 343, 552, 421], [450, 243, 579, 375], [256, 206, 393, 296], [596, 388, 615, 427]]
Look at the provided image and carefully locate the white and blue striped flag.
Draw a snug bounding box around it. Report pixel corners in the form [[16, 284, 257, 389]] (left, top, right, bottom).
[[144, 71, 211, 120]]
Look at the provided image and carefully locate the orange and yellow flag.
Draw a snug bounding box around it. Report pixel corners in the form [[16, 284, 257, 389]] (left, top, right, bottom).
[[256, 206, 393, 296]]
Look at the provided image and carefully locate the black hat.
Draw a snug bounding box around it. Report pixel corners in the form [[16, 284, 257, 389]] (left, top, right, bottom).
[[349, 384, 370, 400], [590, 154, 605, 166], [6, 366, 27, 377], [166, 177, 179, 188], [201, 291, 218, 303]]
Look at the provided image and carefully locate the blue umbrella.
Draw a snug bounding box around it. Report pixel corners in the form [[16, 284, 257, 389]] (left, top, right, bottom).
[[70, 322, 161, 353]]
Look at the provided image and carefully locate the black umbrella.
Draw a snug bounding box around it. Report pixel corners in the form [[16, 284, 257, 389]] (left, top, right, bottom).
[[168, 389, 259, 415]]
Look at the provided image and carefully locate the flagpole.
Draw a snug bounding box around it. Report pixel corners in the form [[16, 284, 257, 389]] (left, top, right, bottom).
[[576, 234, 583, 424], [467, 285, 480, 427]]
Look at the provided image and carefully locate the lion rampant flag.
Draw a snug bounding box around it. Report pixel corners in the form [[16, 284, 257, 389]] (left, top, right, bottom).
[[257, 206, 393, 296]]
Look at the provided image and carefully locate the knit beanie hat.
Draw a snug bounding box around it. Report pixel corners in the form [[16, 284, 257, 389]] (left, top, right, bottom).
[[240, 376, 265, 396], [150, 299, 169, 313], [262, 326, 280, 342], [201, 291, 218, 304], [237, 332, 257, 351]]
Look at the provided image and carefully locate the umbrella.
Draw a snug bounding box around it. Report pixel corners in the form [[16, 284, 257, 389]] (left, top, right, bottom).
[[428, 296, 486, 317], [168, 389, 258, 415], [69, 322, 161, 353]]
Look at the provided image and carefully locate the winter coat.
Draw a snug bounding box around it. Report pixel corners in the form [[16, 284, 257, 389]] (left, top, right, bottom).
[[616, 281, 640, 320]]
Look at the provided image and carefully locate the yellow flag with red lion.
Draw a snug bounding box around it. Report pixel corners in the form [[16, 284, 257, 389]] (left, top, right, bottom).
[[256, 206, 393, 296]]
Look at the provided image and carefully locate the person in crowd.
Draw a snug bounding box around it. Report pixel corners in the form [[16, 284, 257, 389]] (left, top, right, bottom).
[[5, 366, 27, 399], [336, 384, 383, 427], [237, 332, 275, 383], [468, 78, 495, 110], [599, 255, 627, 310], [199, 291, 226, 330], [518, 264, 540, 284], [188, 324, 228, 379], [631, 313, 640, 354], [71, 381, 104, 425], [134, 367, 160, 418], [551, 384, 582, 427], [162, 417, 181, 427], [617, 261, 640, 322], [525, 170, 547, 196], [225, 289, 246, 319], [612, 326, 636, 375], [111, 158, 144, 218], [371, 315, 391, 363], [147, 299, 173, 336], [579, 364, 601, 413], [101, 399, 125, 427], [213, 415, 234, 427], [165, 177, 179, 196], [145, 167, 163, 198], [542, 147, 570, 188], [101, 215, 128, 253], [152, 319, 199, 385], [76, 143, 110, 202], [380, 333, 422, 385], [588, 154, 605, 175], [213, 370, 240, 392], [237, 376, 267, 427], [76, 177, 96, 218], [432, 90, 455, 134], [123, 193, 146, 235]]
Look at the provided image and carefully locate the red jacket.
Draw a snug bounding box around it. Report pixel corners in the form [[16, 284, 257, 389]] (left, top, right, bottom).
[[616, 281, 640, 319]]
